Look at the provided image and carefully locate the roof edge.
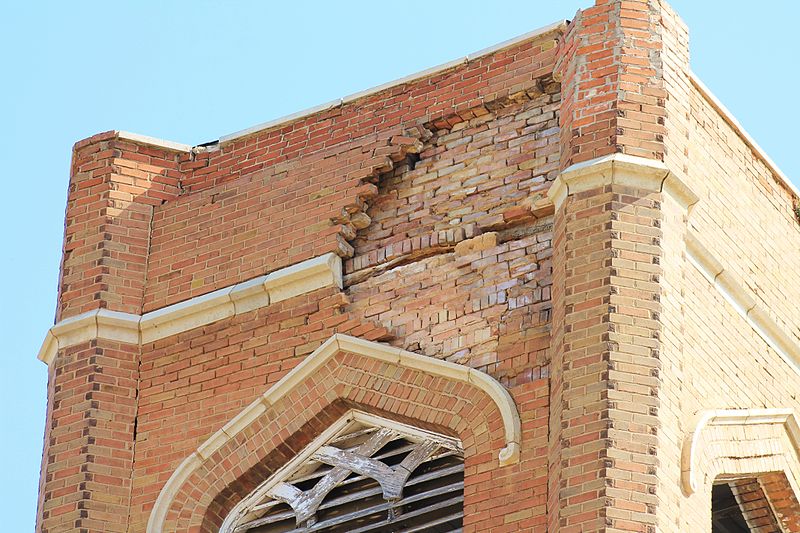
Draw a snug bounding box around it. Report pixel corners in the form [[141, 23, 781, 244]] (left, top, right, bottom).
[[218, 20, 566, 144], [75, 34, 797, 208], [117, 131, 193, 153], [689, 71, 799, 201], [91, 20, 566, 153]]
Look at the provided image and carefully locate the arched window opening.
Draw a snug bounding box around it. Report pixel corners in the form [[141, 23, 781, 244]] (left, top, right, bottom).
[[221, 412, 464, 533]]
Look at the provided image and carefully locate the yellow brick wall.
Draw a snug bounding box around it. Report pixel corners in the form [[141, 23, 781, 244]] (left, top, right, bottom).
[[655, 82, 800, 530], [686, 86, 800, 342]]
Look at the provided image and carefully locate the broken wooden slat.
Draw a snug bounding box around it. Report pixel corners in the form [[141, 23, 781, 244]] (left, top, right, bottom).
[[268, 427, 395, 525], [338, 493, 464, 533], [399, 512, 465, 533], [232, 419, 464, 533], [313, 461, 464, 514], [269, 448, 460, 507], [388, 439, 441, 499]]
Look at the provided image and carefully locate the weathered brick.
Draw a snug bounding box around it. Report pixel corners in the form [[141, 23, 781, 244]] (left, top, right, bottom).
[[37, 1, 800, 532]]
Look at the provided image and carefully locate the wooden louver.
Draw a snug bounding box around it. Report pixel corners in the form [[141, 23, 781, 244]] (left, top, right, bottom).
[[224, 414, 464, 533]]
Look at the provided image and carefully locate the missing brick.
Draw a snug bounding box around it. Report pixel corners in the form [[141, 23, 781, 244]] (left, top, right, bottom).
[[405, 152, 421, 170]]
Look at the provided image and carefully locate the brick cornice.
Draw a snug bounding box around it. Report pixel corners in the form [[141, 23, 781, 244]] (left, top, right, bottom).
[[548, 153, 699, 211], [38, 253, 343, 365]]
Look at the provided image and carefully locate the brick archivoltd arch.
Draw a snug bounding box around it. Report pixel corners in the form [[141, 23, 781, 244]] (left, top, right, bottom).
[[146, 334, 521, 533]]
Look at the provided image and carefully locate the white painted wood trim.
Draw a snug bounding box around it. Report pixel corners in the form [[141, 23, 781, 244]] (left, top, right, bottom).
[[681, 408, 800, 495], [146, 333, 521, 533], [548, 153, 699, 211], [685, 232, 800, 376], [37, 253, 342, 366]]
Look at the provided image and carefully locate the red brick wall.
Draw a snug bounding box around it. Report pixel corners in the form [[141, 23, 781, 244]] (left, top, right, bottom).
[[38, 340, 139, 532], [556, 0, 668, 171], [143, 36, 559, 312], [147, 348, 549, 532], [42, 32, 564, 531], [38, 0, 800, 531], [346, 90, 559, 380], [127, 71, 562, 533], [60, 134, 182, 319], [129, 288, 383, 531], [729, 478, 782, 532]]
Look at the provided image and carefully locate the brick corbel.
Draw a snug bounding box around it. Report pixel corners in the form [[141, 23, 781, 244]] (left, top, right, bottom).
[[547, 153, 699, 212], [330, 132, 427, 258]]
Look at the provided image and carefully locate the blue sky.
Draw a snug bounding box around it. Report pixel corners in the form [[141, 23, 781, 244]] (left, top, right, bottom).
[[2, 1, 798, 529]]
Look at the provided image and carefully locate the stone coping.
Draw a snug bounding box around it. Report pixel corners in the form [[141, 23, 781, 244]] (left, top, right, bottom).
[[88, 21, 567, 153], [548, 153, 700, 211]]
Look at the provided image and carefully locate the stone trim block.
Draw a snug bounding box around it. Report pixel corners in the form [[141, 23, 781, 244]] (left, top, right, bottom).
[[548, 153, 699, 211], [37, 253, 343, 365]]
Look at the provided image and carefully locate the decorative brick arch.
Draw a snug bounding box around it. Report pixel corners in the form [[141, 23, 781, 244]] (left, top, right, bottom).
[[146, 334, 521, 533], [681, 408, 800, 531]]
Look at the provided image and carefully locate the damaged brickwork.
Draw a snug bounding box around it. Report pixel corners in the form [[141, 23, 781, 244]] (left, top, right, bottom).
[[36, 1, 800, 532]]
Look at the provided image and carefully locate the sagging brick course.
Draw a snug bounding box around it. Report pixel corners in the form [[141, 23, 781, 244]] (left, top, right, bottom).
[[346, 92, 557, 384], [142, 39, 560, 313], [37, 0, 800, 532]]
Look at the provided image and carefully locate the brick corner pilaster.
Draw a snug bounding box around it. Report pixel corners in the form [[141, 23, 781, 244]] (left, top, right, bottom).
[[59, 131, 184, 321], [38, 131, 186, 532], [549, 155, 673, 531]]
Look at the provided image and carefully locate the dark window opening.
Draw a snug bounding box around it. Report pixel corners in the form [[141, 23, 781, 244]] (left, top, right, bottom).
[[712, 482, 750, 533]]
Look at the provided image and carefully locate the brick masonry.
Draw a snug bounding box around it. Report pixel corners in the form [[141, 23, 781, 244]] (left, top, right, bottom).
[[37, 0, 800, 532], [730, 478, 782, 532]]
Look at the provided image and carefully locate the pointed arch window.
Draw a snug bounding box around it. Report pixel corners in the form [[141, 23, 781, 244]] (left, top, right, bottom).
[[221, 411, 464, 533]]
